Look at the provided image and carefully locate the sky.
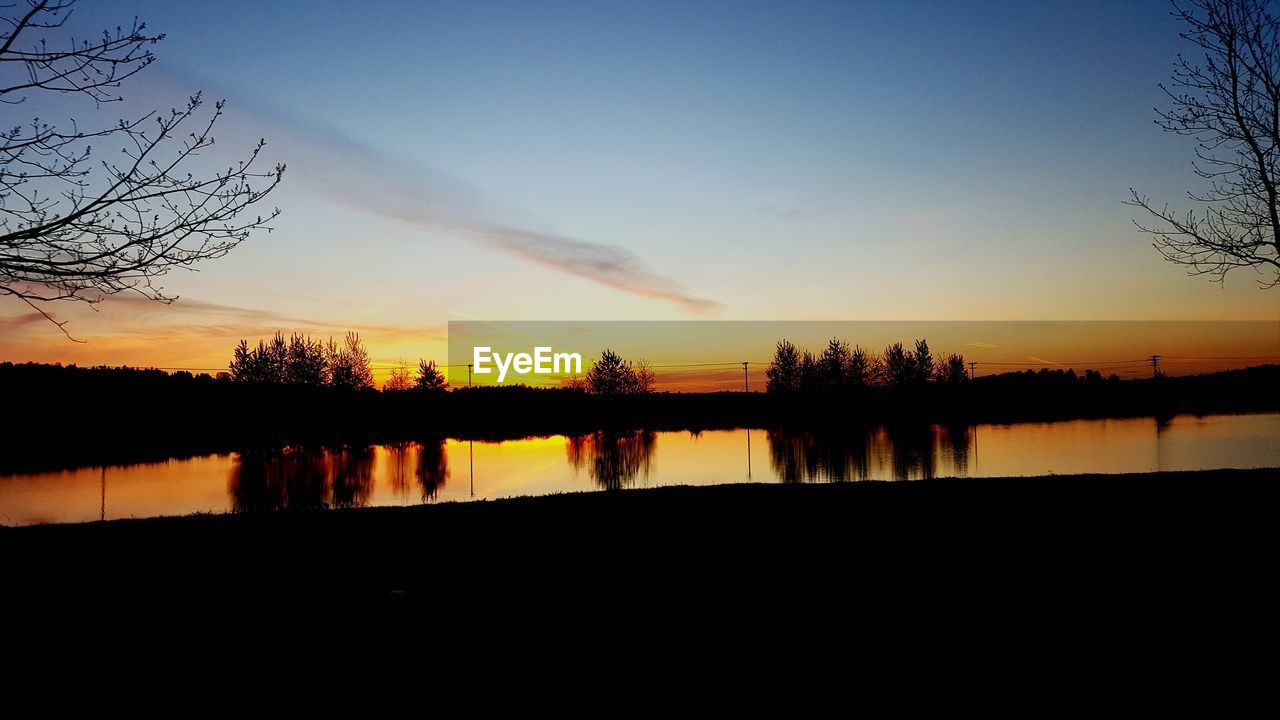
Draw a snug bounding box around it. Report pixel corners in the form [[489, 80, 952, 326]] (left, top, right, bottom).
[[2, 0, 1278, 380]]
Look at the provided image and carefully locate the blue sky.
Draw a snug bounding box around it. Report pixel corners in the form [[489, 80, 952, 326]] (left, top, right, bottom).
[[3, 0, 1276, 370]]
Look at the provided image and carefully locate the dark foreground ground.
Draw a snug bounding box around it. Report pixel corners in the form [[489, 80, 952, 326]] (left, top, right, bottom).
[[5, 468, 1276, 628], [2, 471, 1273, 702]]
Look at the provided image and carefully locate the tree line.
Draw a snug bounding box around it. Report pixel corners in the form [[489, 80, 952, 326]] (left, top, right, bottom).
[[227, 332, 446, 391], [224, 336, 659, 394], [765, 338, 968, 393]]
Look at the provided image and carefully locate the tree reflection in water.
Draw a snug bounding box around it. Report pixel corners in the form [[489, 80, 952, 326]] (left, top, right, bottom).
[[231, 440, 451, 511], [383, 438, 451, 502], [384, 440, 414, 496], [768, 428, 869, 482], [768, 423, 973, 482], [566, 430, 657, 490], [415, 438, 449, 501], [231, 444, 376, 511], [330, 444, 375, 507], [231, 446, 335, 510]]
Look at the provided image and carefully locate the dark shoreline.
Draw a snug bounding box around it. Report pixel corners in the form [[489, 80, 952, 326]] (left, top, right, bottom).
[[5, 408, 1278, 477], [4, 362, 1276, 476], [7, 466, 1278, 531], [4, 367, 1279, 474], [5, 468, 1276, 618]]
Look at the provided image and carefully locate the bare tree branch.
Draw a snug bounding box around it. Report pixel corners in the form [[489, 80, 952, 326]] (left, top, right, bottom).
[[0, 0, 285, 332], [1128, 0, 1280, 288]]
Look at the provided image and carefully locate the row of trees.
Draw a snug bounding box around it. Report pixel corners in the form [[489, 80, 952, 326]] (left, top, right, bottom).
[[765, 338, 967, 393], [228, 332, 447, 391], [565, 350, 656, 395], [229, 332, 374, 389], [227, 337, 966, 394], [227, 337, 663, 394]]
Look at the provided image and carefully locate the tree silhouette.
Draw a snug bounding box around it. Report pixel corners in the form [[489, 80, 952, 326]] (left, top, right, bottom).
[[911, 339, 934, 384], [228, 339, 258, 382], [882, 342, 912, 387], [849, 345, 876, 387], [1129, 0, 1280, 287], [935, 353, 969, 383], [228, 332, 327, 385], [798, 349, 820, 392], [383, 358, 413, 392], [632, 359, 656, 393], [328, 332, 373, 390], [765, 339, 801, 393], [284, 334, 328, 386], [228, 333, 284, 383], [0, 1, 284, 336], [584, 349, 652, 394], [414, 359, 447, 392], [818, 337, 853, 389]]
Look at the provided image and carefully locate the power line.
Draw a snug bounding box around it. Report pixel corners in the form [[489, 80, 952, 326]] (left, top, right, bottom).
[[1162, 355, 1280, 360], [970, 360, 1151, 366]]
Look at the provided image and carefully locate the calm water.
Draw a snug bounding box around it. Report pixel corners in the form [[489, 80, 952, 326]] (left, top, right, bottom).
[[2, 413, 1277, 526]]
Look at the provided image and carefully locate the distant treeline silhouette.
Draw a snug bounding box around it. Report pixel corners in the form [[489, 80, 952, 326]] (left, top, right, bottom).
[[766, 338, 968, 392], [4, 357, 1279, 476], [226, 336, 656, 394], [226, 332, 447, 392]]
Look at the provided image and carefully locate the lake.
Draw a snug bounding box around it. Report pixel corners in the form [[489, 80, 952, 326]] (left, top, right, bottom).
[[2, 413, 1277, 526]]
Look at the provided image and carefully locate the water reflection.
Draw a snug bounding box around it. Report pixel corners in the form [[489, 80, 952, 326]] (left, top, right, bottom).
[[3, 414, 1277, 525], [566, 430, 657, 490], [768, 424, 973, 481], [231, 446, 341, 511], [416, 439, 450, 501], [230, 440, 450, 511], [381, 439, 451, 501]]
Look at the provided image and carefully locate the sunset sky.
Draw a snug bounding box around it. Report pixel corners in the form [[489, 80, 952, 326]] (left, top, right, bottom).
[[2, 0, 1278, 380]]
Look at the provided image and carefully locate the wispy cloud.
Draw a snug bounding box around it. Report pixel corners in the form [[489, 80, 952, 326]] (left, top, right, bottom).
[[255, 107, 723, 315], [465, 223, 723, 314], [965, 340, 999, 350], [102, 295, 448, 339], [0, 313, 45, 332]]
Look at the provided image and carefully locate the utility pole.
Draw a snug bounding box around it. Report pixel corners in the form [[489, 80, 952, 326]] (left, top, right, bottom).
[[1148, 354, 1161, 379], [742, 361, 749, 392], [467, 363, 473, 388], [968, 361, 977, 380]]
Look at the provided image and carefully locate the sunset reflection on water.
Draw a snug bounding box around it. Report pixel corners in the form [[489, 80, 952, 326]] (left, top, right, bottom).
[[1, 413, 1276, 526]]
